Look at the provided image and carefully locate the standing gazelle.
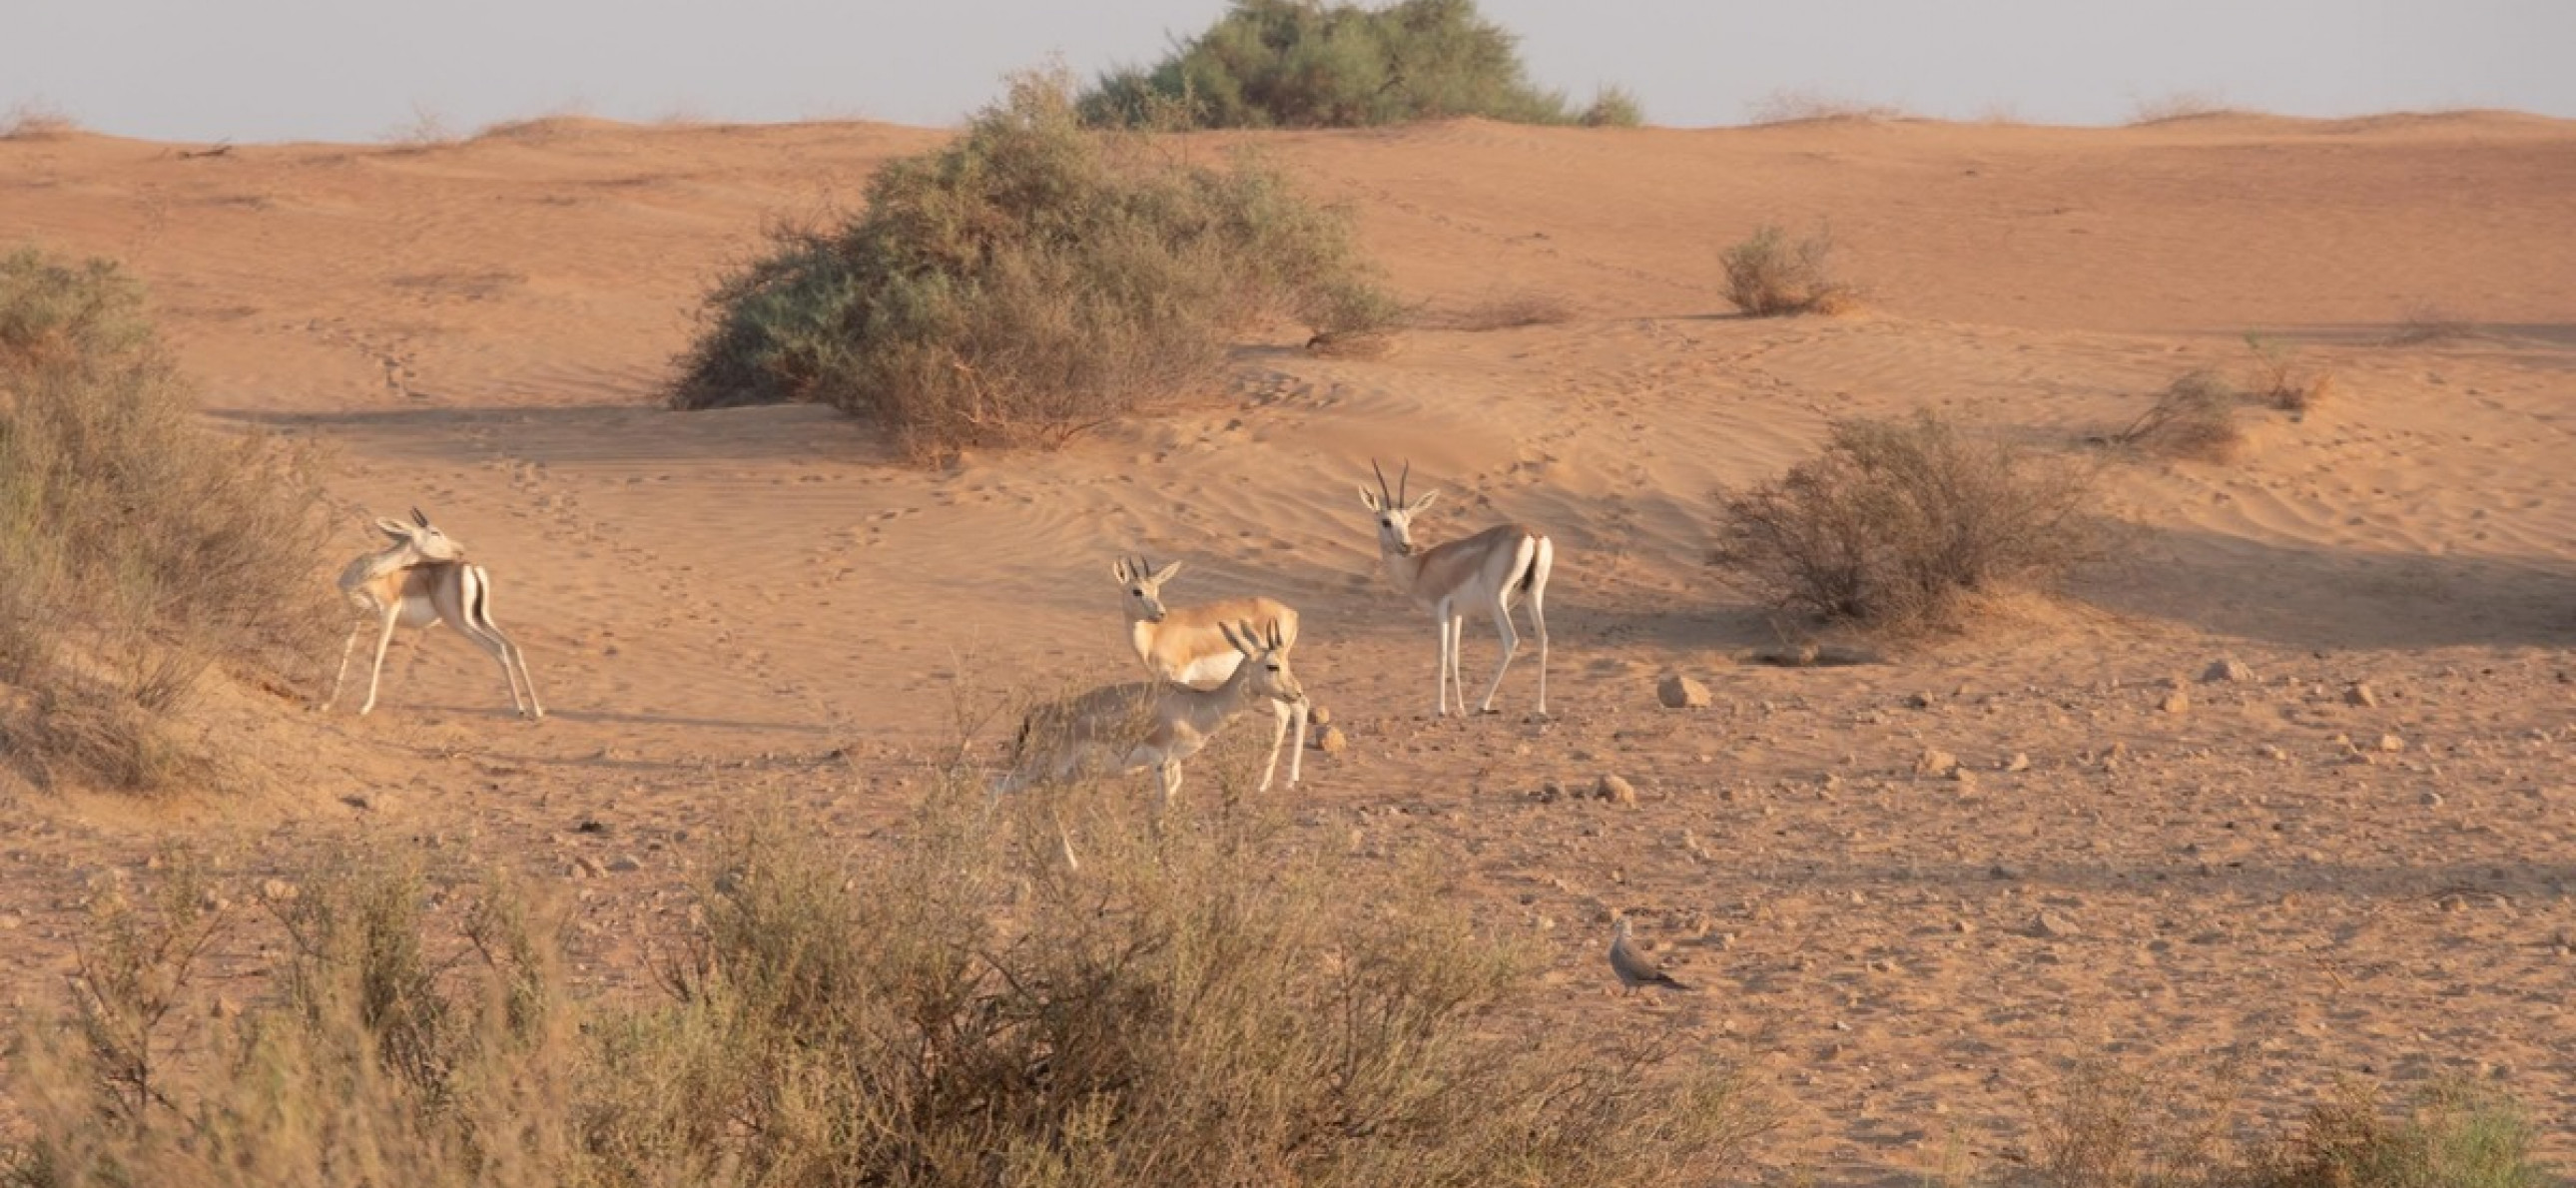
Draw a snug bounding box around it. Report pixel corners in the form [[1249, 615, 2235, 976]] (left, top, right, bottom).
[[1357, 460, 1552, 717], [1110, 555, 1307, 792], [995, 621, 1303, 808], [322, 508, 544, 720]]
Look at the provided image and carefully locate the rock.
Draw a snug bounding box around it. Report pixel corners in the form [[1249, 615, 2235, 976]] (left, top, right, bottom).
[[2003, 753, 2032, 773], [2160, 689, 2191, 715], [2420, 791, 2445, 808], [2376, 734, 2405, 754], [259, 880, 299, 902], [1906, 692, 1936, 709], [1656, 675, 1712, 709], [1952, 919, 1976, 934], [1308, 705, 1332, 728], [2031, 910, 2080, 938], [2203, 657, 2254, 683], [1595, 775, 1638, 807], [1952, 769, 1979, 790], [1314, 726, 1349, 754], [2346, 682, 2379, 708], [1915, 749, 1959, 778], [607, 855, 644, 874], [573, 857, 606, 880]]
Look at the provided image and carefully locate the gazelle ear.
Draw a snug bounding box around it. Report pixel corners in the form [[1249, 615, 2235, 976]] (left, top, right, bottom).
[[1409, 489, 1440, 514], [410, 506, 430, 528], [1149, 560, 1182, 585], [1110, 558, 1132, 583], [1221, 621, 1252, 656], [373, 517, 412, 541], [1357, 485, 1382, 512]]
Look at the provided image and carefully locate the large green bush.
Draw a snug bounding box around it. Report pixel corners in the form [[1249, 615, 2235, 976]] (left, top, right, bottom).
[[1081, 0, 1638, 130], [0, 248, 331, 791], [668, 71, 1395, 458]]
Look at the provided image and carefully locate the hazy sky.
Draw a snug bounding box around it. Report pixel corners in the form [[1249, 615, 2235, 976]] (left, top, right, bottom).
[[8, 1, 2570, 143]]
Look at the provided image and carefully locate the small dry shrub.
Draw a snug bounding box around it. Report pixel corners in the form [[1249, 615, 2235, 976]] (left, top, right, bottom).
[[0, 247, 335, 792], [2245, 1079, 2548, 1188], [1744, 89, 1908, 125], [0, 99, 81, 140], [1711, 412, 2102, 631], [1581, 85, 1645, 128], [670, 69, 1396, 459], [2385, 301, 2475, 346], [1721, 224, 1857, 316], [2108, 369, 2246, 461], [2130, 92, 2239, 125], [2242, 332, 2332, 414]]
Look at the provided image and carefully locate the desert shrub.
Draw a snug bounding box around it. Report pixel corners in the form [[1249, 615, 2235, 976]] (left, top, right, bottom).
[[1579, 86, 1645, 128], [0, 247, 333, 791], [2386, 301, 2474, 346], [1078, 0, 1594, 129], [1720, 224, 1857, 316], [1743, 89, 1907, 125], [1443, 290, 1575, 331], [2107, 369, 2245, 461], [2245, 1079, 2548, 1188], [2241, 333, 2332, 414], [6, 782, 1778, 1187], [0, 100, 80, 140], [1711, 412, 2102, 630], [669, 70, 1395, 458]]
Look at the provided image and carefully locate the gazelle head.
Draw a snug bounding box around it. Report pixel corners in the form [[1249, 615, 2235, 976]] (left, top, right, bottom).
[[373, 506, 466, 562], [1356, 458, 1438, 557], [1109, 555, 1184, 624], [1221, 620, 1305, 705]]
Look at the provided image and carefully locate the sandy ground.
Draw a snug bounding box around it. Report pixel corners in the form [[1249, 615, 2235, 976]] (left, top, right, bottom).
[[3, 111, 2573, 1181]]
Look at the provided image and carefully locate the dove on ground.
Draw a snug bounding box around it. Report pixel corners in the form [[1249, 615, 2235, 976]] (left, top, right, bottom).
[[1609, 916, 1690, 995]]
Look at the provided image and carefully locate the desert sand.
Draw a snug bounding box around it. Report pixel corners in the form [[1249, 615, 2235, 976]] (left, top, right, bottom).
[[2, 111, 2572, 1180]]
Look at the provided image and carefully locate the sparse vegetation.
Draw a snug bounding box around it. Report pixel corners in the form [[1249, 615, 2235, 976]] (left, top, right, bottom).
[[2129, 91, 2239, 125], [2243, 332, 2332, 414], [1078, 0, 1624, 130], [0, 99, 81, 141], [668, 70, 1396, 458], [1720, 224, 1858, 316], [4, 788, 1779, 1187], [0, 247, 333, 791], [1442, 290, 1576, 331], [1744, 89, 1909, 126], [2387, 301, 2475, 346], [2009, 1058, 2552, 1188], [2106, 369, 2246, 461], [1712, 412, 2102, 631]]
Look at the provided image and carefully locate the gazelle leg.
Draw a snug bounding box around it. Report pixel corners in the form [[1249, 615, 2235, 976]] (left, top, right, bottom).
[[1430, 609, 1452, 717], [1257, 699, 1288, 793], [1527, 585, 1550, 717], [1477, 599, 1521, 715], [1286, 700, 1307, 787], [504, 637, 544, 720], [1445, 612, 1468, 716], [1158, 758, 1184, 808], [322, 621, 364, 711], [452, 622, 527, 718], [358, 610, 401, 716]]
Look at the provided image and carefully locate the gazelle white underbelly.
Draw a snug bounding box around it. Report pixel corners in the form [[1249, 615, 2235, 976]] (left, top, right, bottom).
[[1170, 652, 1243, 687], [395, 594, 444, 629]]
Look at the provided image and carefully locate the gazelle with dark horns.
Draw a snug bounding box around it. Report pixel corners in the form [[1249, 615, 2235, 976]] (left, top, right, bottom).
[[322, 508, 543, 720], [995, 621, 1303, 808], [1357, 460, 1552, 717], [1110, 555, 1307, 792]]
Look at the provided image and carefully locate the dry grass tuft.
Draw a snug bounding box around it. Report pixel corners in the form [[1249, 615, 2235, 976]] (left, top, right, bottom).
[[1712, 411, 2104, 633], [1744, 89, 1910, 125], [1721, 224, 1859, 317], [0, 247, 334, 792], [669, 69, 1396, 460], [2105, 369, 2247, 461], [2385, 301, 2477, 346]]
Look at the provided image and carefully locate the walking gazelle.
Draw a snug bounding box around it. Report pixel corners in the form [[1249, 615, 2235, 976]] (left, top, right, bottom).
[[1109, 555, 1307, 792], [322, 508, 543, 720], [994, 620, 1303, 808], [1357, 460, 1552, 717]]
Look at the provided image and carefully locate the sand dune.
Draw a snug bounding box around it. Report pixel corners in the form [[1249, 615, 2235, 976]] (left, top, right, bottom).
[[3, 113, 2572, 1180]]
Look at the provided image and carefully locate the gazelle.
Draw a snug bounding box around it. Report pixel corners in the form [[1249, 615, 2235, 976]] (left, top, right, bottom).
[[1357, 460, 1552, 717], [322, 508, 544, 720], [994, 621, 1303, 808], [1110, 555, 1307, 792]]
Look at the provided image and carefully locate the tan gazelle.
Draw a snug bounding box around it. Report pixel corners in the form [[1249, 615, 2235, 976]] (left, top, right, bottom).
[[995, 621, 1303, 808], [1110, 555, 1307, 792], [322, 508, 543, 720], [1357, 460, 1552, 717]]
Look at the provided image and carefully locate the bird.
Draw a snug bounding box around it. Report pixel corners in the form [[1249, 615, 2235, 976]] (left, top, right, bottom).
[[1609, 916, 1690, 995]]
